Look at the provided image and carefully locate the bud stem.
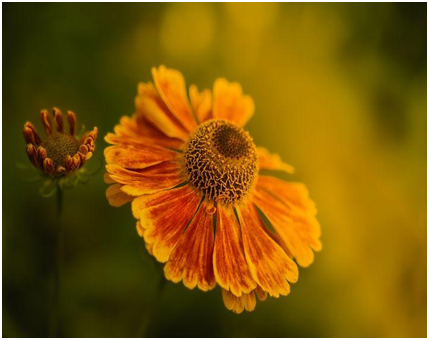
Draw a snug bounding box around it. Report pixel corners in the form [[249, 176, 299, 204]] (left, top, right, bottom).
[[49, 186, 63, 337]]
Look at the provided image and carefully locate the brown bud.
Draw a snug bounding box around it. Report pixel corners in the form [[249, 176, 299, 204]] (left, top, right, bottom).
[[67, 111, 76, 136], [78, 152, 86, 165], [72, 153, 81, 170], [53, 107, 64, 133], [23, 126, 35, 145], [56, 166, 66, 176], [40, 109, 52, 135], [85, 138, 95, 152], [24, 122, 41, 145], [89, 127, 98, 140], [79, 144, 88, 155], [43, 158, 55, 175], [65, 155, 73, 171], [79, 131, 89, 144], [37, 146, 47, 165], [26, 144, 39, 168]]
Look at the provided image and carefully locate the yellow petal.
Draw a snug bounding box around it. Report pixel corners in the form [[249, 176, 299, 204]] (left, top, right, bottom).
[[164, 199, 216, 291], [152, 66, 197, 133], [257, 147, 294, 173], [222, 289, 256, 313], [255, 286, 268, 301], [132, 185, 201, 263], [135, 82, 190, 141], [106, 161, 186, 196], [106, 184, 133, 207], [213, 78, 254, 127], [214, 205, 256, 296], [254, 176, 322, 267], [189, 84, 212, 123], [236, 201, 298, 297], [104, 172, 116, 184], [105, 114, 183, 150], [104, 144, 178, 169]]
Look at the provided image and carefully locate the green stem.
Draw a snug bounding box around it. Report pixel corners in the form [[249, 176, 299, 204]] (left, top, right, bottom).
[[49, 186, 63, 337]]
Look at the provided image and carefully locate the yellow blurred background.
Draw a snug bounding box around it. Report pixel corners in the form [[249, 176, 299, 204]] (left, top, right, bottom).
[[3, 3, 427, 337]]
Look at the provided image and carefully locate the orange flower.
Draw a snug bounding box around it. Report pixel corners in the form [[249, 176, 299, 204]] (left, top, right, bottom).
[[105, 66, 321, 313], [23, 108, 97, 177]]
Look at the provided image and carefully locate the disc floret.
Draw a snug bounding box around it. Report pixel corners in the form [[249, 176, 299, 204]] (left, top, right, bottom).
[[184, 119, 258, 204]]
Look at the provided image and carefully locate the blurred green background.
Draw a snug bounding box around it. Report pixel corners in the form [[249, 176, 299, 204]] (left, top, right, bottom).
[[3, 3, 427, 337]]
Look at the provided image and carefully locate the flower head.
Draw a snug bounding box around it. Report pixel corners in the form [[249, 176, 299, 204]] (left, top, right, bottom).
[[104, 66, 321, 313], [23, 108, 97, 177]]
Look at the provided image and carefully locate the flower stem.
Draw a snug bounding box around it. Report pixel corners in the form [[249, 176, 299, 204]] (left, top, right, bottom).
[[49, 186, 64, 337]]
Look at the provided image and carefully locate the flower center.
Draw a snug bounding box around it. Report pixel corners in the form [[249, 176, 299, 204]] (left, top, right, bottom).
[[184, 119, 258, 204], [41, 132, 79, 167]]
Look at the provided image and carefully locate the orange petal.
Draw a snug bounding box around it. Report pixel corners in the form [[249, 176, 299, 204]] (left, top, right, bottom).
[[254, 176, 322, 267], [213, 78, 254, 127], [105, 114, 183, 150], [135, 82, 190, 141], [152, 66, 197, 133], [136, 222, 154, 254], [132, 185, 202, 263], [257, 147, 294, 173], [213, 205, 256, 296], [106, 161, 186, 196], [106, 184, 133, 207], [145, 241, 154, 256], [104, 172, 116, 184], [236, 201, 298, 298], [255, 286, 268, 301], [164, 199, 216, 291], [222, 289, 256, 313], [104, 144, 178, 169], [189, 85, 212, 123]]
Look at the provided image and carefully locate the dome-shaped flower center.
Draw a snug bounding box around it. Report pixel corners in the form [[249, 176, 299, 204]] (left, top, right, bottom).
[[41, 132, 79, 167], [184, 119, 258, 204]]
